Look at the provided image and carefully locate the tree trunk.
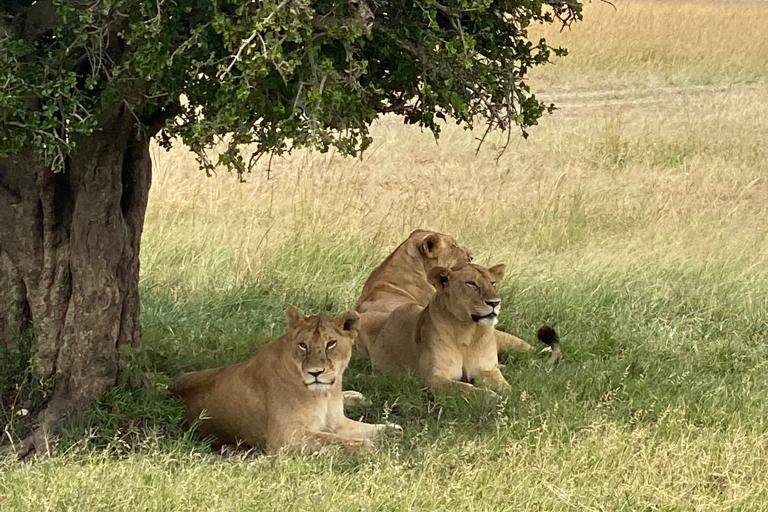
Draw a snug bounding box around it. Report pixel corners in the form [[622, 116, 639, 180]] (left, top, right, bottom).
[[0, 252, 29, 347], [0, 107, 151, 458]]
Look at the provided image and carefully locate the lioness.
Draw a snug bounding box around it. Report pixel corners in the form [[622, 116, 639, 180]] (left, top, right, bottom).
[[355, 229, 532, 358], [173, 307, 401, 454], [368, 263, 512, 396]]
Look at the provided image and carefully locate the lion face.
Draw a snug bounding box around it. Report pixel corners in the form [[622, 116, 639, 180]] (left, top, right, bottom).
[[427, 263, 506, 326], [285, 307, 360, 392], [417, 231, 474, 273]]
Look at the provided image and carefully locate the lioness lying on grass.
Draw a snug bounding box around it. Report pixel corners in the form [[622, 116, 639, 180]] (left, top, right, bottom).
[[173, 307, 401, 454], [355, 229, 534, 359], [368, 263, 514, 397]]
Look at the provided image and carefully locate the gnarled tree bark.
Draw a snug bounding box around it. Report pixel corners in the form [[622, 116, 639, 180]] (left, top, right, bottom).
[[0, 106, 151, 458], [0, 252, 29, 348]]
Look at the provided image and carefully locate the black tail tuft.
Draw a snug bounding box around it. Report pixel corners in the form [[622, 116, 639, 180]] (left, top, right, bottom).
[[536, 325, 559, 347]]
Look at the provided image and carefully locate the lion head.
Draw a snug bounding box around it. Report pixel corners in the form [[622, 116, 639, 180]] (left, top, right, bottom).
[[284, 306, 360, 392], [414, 230, 474, 274], [427, 263, 506, 326]]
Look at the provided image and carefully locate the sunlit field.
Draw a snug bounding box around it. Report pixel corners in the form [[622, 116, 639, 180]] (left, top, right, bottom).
[[2, 0, 768, 510]]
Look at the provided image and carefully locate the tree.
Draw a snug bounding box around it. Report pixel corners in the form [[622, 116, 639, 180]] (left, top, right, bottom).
[[0, 0, 581, 457]]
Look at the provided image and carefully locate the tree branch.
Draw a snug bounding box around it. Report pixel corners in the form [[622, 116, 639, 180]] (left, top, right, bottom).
[[221, 0, 290, 77]]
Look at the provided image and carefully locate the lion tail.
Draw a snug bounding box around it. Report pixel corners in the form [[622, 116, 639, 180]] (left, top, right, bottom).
[[536, 325, 562, 364]]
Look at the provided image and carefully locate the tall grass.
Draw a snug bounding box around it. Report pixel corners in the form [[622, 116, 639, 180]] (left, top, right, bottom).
[[530, 0, 768, 90], [2, 1, 768, 510]]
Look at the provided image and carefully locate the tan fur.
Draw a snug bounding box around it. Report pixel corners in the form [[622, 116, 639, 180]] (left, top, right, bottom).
[[173, 307, 401, 454], [369, 263, 512, 397], [355, 229, 531, 357]]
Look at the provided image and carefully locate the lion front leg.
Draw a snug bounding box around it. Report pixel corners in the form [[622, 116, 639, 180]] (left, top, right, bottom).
[[267, 429, 374, 455], [495, 330, 531, 354], [425, 375, 500, 400], [336, 417, 403, 440], [475, 367, 512, 395]]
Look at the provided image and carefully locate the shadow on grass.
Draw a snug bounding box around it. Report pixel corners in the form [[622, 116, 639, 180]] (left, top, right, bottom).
[[52, 269, 768, 456]]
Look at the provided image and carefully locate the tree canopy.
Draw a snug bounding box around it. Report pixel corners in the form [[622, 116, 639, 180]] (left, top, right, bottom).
[[1, 0, 581, 176]]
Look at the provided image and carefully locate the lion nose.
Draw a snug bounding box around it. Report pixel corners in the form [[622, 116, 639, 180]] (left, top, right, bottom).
[[308, 369, 325, 378], [485, 299, 501, 307]]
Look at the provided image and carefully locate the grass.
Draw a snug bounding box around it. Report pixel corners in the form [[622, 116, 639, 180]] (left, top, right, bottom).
[[2, 0, 768, 509]]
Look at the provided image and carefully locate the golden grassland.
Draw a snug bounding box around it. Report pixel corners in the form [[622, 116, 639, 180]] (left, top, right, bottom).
[[141, 0, 768, 295], [2, 1, 768, 510]]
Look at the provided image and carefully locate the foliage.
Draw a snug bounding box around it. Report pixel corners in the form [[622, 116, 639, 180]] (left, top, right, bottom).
[[1, 0, 581, 174]]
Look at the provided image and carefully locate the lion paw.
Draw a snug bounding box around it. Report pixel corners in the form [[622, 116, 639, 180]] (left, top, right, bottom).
[[380, 422, 403, 436], [342, 390, 371, 408]]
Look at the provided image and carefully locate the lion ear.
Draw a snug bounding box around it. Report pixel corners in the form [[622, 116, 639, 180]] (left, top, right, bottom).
[[286, 305, 305, 328], [427, 266, 452, 289], [488, 264, 506, 281], [419, 233, 443, 259], [337, 310, 360, 334]]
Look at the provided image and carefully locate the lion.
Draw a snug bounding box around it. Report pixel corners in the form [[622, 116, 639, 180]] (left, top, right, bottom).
[[172, 307, 401, 454], [368, 263, 515, 397], [355, 229, 533, 358]]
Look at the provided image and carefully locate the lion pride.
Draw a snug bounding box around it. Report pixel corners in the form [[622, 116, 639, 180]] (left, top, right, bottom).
[[173, 307, 401, 454], [355, 229, 533, 358]]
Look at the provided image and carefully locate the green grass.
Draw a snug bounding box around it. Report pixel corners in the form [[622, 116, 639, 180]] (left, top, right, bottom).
[[2, 0, 768, 509], [3, 256, 766, 510]]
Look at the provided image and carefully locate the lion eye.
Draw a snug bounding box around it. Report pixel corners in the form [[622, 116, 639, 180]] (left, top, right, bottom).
[[298, 342, 307, 351], [326, 340, 337, 350], [466, 281, 479, 289]]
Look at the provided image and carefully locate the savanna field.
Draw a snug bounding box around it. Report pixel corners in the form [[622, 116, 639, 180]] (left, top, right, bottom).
[[2, 0, 768, 509]]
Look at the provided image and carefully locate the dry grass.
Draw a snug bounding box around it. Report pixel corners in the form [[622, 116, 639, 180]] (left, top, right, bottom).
[[2, 1, 768, 510], [530, 0, 768, 90], [144, 79, 768, 295]]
